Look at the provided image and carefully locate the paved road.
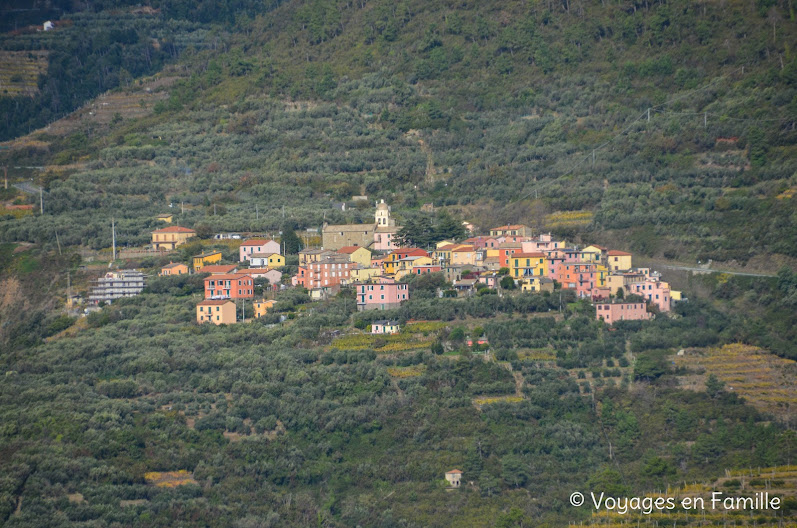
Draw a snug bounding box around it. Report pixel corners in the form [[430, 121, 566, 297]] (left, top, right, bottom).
[[12, 182, 42, 195], [659, 264, 775, 278]]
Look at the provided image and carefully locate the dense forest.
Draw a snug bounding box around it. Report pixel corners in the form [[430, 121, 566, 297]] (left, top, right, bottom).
[[1, 0, 796, 526]]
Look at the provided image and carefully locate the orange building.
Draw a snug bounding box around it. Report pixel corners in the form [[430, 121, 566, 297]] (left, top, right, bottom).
[[160, 262, 189, 276], [204, 273, 254, 299]]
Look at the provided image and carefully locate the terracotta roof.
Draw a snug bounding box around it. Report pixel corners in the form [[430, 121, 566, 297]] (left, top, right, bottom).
[[446, 469, 463, 474], [240, 239, 277, 246], [452, 246, 475, 253], [203, 272, 252, 281], [608, 250, 632, 256], [491, 225, 526, 231], [436, 244, 458, 251], [152, 226, 195, 234], [197, 299, 234, 306], [512, 252, 546, 258], [250, 252, 281, 258], [338, 246, 367, 254], [199, 264, 238, 274]]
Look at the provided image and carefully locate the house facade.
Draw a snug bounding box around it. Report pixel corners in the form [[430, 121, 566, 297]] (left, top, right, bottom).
[[371, 320, 400, 334], [160, 262, 189, 276], [595, 302, 651, 324], [192, 250, 222, 272], [356, 278, 409, 311], [151, 226, 196, 251], [197, 299, 236, 325], [239, 239, 280, 262], [293, 257, 356, 289], [204, 273, 254, 299], [337, 246, 372, 268], [253, 299, 277, 318], [249, 253, 285, 268]]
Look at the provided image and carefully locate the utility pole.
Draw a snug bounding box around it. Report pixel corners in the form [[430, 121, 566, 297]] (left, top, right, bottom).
[[256, 204, 259, 221], [704, 112, 707, 128], [66, 270, 71, 313], [3, 166, 7, 189], [55, 230, 62, 256], [181, 201, 184, 215], [112, 217, 116, 262], [40, 186, 43, 214], [214, 203, 217, 216], [282, 204, 285, 219], [647, 108, 651, 122], [592, 149, 596, 167]]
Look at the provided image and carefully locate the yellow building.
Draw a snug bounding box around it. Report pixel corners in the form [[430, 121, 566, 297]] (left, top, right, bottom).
[[152, 226, 196, 251], [596, 264, 609, 288], [156, 214, 173, 223], [348, 266, 383, 284], [509, 252, 548, 280], [253, 299, 277, 318], [250, 253, 286, 269], [607, 250, 632, 272], [435, 239, 457, 249], [450, 246, 477, 267], [160, 262, 189, 276], [581, 245, 606, 263], [192, 251, 223, 272], [337, 246, 372, 268], [520, 276, 555, 293], [197, 299, 236, 325], [394, 256, 433, 279]]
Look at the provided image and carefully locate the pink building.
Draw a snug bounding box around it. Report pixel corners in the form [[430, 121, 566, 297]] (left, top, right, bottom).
[[595, 302, 651, 325], [239, 239, 280, 262], [412, 264, 442, 275], [463, 236, 500, 249], [356, 277, 409, 311], [631, 279, 672, 312], [374, 226, 400, 251], [292, 257, 355, 289], [521, 233, 563, 253]]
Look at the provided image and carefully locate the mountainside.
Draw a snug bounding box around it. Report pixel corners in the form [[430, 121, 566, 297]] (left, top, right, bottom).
[[1, 0, 796, 266], [0, 2, 796, 527]]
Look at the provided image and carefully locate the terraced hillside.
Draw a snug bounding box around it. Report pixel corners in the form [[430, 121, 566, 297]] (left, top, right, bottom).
[[0, 50, 48, 97]]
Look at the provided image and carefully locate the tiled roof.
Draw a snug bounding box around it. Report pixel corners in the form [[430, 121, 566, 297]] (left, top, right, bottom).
[[240, 239, 277, 246], [152, 226, 195, 234], [197, 299, 234, 306]]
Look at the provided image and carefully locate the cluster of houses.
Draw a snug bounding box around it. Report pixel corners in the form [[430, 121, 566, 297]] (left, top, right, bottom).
[[94, 202, 681, 328]]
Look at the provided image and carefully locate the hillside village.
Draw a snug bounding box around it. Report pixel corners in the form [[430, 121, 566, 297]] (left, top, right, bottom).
[[87, 200, 682, 330]]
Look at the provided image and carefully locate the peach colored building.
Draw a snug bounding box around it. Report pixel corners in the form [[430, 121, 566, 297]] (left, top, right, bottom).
[[595, 302, 651, 325], [197, 299, 236, 325], [293, 257, 356, 289], [160, 262, 189, 276]]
